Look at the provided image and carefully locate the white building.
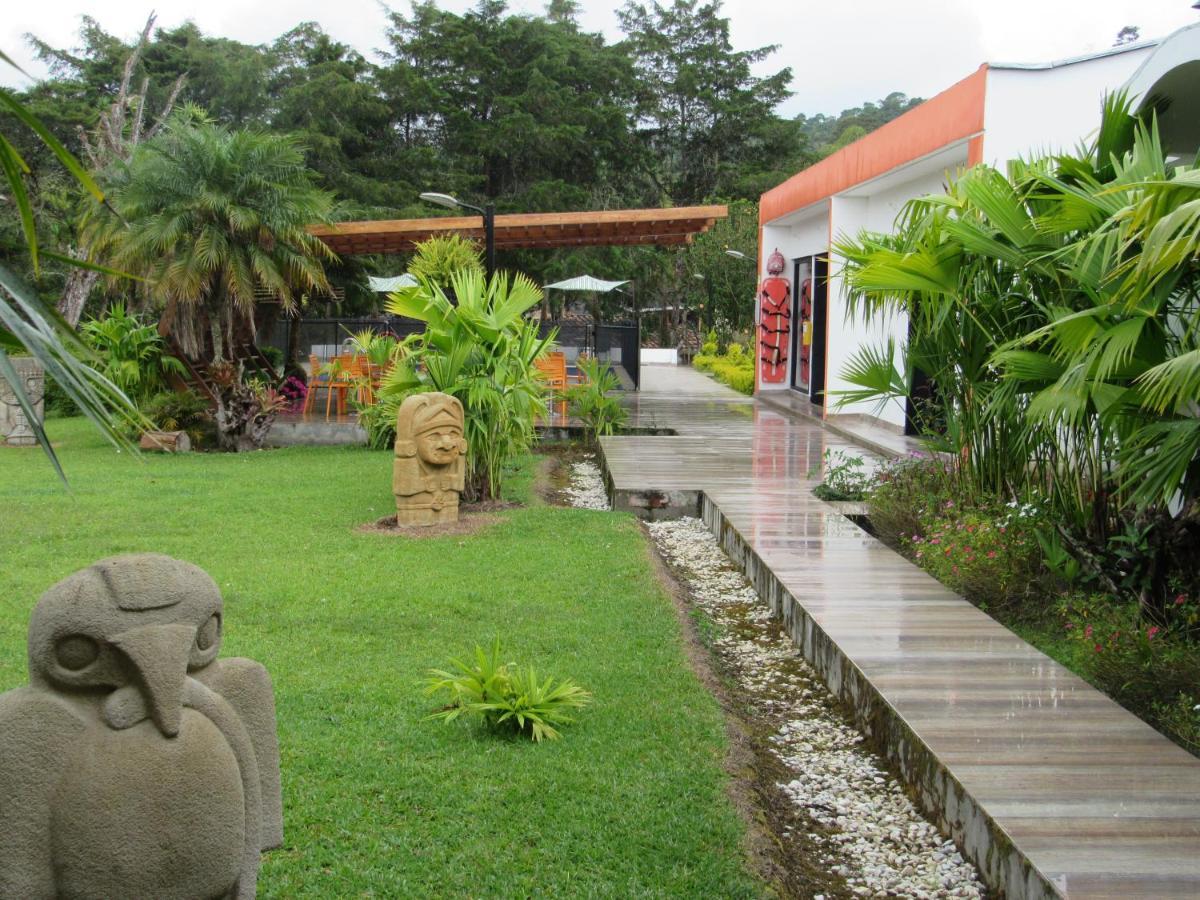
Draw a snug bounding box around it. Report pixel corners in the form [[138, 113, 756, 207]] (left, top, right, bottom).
[[754, 33, 1189, 433]]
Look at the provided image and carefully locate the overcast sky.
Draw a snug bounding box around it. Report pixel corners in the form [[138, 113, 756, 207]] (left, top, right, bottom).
[[3, 0, 1198, 116]]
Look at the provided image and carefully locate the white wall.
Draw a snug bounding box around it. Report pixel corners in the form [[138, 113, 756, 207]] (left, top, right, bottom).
[[822, 164, 960, 429], [641, 348, 678, 366], [982, 48, 1154, 167], [760, 208, 829, 280]]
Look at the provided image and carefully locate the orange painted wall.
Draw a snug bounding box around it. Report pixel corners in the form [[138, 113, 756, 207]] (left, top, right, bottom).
[[760, 65, 988, 225]]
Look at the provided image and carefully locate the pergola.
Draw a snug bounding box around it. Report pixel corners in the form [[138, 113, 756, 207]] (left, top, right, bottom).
[[308, 205, 727, 256]]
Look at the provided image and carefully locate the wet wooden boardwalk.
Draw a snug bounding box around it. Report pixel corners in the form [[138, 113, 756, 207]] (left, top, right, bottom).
[[600, 365, 1200, 899]]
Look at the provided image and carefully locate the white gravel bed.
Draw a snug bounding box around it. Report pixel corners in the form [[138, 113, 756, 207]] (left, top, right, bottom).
[[647, 516, 986, 899], [563, 457, 611, 510]]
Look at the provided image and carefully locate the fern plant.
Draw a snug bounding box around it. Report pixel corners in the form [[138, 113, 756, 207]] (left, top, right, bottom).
[[424, 638, 591, 742]]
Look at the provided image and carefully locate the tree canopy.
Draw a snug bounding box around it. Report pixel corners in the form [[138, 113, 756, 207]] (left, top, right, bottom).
[[2, 1, 920, 332]]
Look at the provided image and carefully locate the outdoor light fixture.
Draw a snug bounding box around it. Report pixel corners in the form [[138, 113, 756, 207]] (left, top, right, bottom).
[[418, 192, 460, 209], [419, 191, 496, 281], [724, 249, 748, 259], [693, 273, 705, 280]]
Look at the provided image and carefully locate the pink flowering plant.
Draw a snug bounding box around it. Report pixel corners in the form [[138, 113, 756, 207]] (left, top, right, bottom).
[[902, 496, 1049, 615], [279, 375, 308, 413], [1058, 591, 1200, 754]]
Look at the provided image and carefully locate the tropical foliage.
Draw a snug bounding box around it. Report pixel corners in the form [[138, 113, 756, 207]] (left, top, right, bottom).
[[1, 52, 139, 478], [79, 304, 185, 403], [83, 114, 337, 364], [835, 95, 1199, 624], [405, 235, 484, 289], [0, 4, 922, 329], [567, 357, 628, 437], [424, 637, 592, 743], [364, 266, 553, 501]]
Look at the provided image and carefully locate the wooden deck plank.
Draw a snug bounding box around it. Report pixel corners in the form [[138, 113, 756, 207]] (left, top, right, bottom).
[[600, 365, 1200, 899]]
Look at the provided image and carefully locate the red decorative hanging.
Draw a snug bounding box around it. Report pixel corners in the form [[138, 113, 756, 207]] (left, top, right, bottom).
[[758, 248, 790, 384]]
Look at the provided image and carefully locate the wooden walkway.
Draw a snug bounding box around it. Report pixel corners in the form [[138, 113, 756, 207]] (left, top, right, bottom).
[[600, 365, 1200, 899]]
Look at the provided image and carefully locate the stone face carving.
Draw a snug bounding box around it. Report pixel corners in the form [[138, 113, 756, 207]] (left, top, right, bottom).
[[0, 554, 283, 899], [0, 358, 45, 447], [393, 392, 467, 526]]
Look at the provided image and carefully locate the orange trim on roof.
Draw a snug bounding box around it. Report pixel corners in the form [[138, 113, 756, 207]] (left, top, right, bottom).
[[760, 66, 989, 224]]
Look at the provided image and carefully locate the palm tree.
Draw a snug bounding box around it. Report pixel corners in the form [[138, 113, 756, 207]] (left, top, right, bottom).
[[369, 267, 554, 501], [86, 113, 337, 366], [835, 95, 1200, 619]]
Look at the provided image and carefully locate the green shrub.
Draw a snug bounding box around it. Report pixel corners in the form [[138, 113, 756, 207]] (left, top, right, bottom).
[[259, 345, 285, 371], [1059, 594, 1200, 755], [810, 449, 871, 501], [80, 303, 186, 404], [715, 364, 754, 395], [125, 389, 215, 448], [694, 343, 754, 395], [867, 456, 955, 550], [568, 357, 627, 438], [424, 638, 591, 742], [407, 234, 484, 288], [905, 498, 1050, 616], [43, 376, 80, 419], [700, 341, 718, 356]]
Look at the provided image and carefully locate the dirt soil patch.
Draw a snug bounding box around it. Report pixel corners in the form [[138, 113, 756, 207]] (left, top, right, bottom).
[[356, 504, 511, 538]]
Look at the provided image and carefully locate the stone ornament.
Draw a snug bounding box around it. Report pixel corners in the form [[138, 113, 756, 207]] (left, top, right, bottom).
[[0, 554, 283, 899], [393, 392, 467, 526], [0, 358, 45, 447]]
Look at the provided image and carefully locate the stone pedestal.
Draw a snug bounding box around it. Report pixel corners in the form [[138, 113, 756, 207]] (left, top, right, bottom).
[[0, 358, 45, 447]]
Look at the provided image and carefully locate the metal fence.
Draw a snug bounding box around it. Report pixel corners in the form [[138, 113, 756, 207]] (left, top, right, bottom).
[[263, 316, 640, 389]]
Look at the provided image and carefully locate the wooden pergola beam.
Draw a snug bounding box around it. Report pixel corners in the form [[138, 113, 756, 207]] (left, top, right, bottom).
[[308, 205, 727, 256]]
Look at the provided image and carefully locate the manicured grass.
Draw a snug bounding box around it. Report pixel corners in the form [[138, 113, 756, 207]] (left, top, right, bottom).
[[0, 419, 761, 898]]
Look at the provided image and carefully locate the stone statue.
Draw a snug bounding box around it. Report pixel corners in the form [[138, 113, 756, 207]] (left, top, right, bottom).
[[0, 554, 283, 899], [393, 392, 467, 526], [0, 358, 44, 447]]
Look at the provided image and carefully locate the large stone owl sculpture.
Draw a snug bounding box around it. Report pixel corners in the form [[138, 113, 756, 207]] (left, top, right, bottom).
[[0, 554, 283, 899]]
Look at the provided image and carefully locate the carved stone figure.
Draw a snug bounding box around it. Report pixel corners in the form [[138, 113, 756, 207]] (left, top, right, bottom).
[[0, 554, 283, 899], [0, 357, 45, 447], [393, 392, 467, 526]]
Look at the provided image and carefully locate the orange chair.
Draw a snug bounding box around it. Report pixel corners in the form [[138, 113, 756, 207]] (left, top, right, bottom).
[[535, 353, 569, 420], [346, 355, 374, 406], [324, 356, 355, 418], [302, 354, 325, 416]]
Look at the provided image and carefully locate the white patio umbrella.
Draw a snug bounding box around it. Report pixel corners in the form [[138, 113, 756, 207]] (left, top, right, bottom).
[[367, 274, 417, 292], [543, 275, 628, 292]]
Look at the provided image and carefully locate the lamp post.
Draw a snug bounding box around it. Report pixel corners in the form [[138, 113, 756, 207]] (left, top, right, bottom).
[[419, 192, 495, 282], [692, 272, 707, 332]]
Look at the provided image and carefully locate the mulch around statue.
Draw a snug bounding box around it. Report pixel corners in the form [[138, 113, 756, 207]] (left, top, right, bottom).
[[356, 502, 517, 539]]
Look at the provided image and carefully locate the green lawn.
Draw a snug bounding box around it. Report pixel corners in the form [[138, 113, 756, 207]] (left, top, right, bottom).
[[0, 419, 760, 898]]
